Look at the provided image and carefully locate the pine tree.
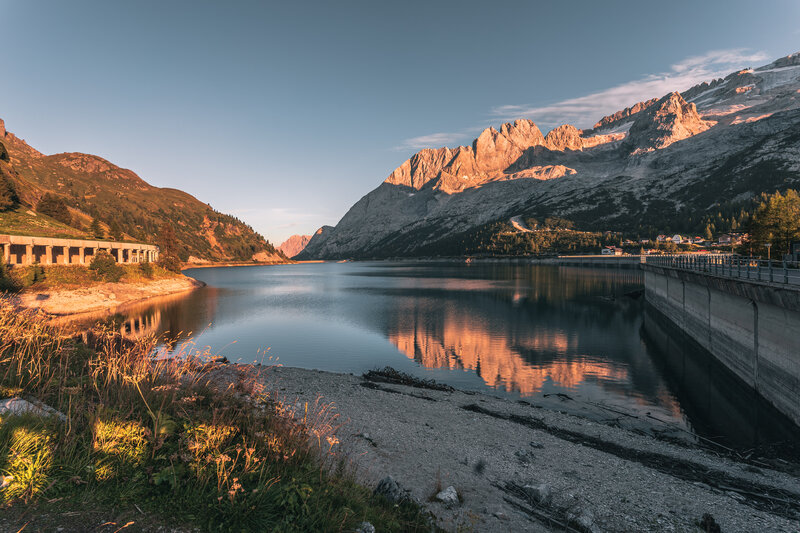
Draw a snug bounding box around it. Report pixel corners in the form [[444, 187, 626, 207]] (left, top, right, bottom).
[[747, 189, 800, 258], [37, 193, 72, 226], [90, 217, 104, 239], [0, 170, 19, 211], [157, 221, 182, 272], [109, 220, 122, 241]]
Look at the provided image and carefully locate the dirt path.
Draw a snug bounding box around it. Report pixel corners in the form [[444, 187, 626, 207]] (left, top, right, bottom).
[[510, 215, 534, 233], [215, 365, 800, 532]]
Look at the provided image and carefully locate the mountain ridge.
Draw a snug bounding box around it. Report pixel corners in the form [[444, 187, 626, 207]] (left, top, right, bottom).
[[299, 51, 800, 260], [0, 118, 286, 263]]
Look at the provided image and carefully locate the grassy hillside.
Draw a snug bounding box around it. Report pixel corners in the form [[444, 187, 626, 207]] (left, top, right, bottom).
[[0, 121, 286, 262]]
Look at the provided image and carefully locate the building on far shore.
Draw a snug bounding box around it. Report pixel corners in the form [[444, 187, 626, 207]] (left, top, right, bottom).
[[601, 246, 623, 256]]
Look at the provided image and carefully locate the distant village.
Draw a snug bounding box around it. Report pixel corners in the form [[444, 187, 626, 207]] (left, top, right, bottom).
[[600, 232, 747, 256]]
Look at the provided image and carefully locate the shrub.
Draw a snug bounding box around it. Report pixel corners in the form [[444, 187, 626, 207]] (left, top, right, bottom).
[[157, 253, 182, 274], [139, 261, 154, 278], [89, 250, 123, 282], [0, 257, 20, 292]]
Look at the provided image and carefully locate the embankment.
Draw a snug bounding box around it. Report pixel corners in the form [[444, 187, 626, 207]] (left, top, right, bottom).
[[13, 275, 205, 316]]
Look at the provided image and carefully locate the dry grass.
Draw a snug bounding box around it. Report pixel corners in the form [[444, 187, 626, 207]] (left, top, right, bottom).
[[0, 301, 433, 531]]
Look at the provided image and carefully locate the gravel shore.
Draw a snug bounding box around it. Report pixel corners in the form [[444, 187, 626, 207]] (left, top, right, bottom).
[[215, 364, 800, 533]]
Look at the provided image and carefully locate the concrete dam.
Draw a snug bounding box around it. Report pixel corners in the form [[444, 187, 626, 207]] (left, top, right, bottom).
[[642, 255, 800, 427]]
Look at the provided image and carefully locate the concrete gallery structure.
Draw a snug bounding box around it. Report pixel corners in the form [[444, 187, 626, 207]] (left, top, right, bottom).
[[0, 234, 159, 266]]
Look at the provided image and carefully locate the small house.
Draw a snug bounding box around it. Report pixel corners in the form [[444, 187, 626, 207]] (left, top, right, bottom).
[[602, 246, 623, 256]]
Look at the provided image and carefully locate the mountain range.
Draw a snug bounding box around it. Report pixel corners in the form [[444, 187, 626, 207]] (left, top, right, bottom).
[[299, 52, 800, 259], [0, 119, 285, 263]]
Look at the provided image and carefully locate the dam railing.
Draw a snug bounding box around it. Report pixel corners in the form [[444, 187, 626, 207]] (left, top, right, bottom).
[[645, 254, 800, 287]]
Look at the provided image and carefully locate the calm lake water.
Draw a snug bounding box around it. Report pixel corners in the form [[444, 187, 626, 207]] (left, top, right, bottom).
[[74, 261, 800, 452]]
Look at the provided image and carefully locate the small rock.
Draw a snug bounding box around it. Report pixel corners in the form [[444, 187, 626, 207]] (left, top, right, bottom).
[[374, 476, 412, 504], [514, 450, 534, 464], [523, 483, 552, 505], [697, 513, 721, 533], [0, 475, 13, 489], [493, 510, 509, 521], [529, 441, 545, 449], [0, 397, 66, 421], [354, 521, 375, 533], [567, 508, 596, 531], [435, 485, 459, 507]]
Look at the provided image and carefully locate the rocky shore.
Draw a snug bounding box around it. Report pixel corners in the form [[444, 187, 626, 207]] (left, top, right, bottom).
[[13, 275, 205, 316], [213, 365, 800, 533]]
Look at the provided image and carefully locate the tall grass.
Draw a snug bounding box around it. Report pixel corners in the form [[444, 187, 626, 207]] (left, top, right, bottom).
[[0, 301, 431, 531]]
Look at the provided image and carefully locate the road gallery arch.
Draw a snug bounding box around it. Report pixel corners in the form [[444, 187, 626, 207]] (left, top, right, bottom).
[[0, 235, 159, 266]]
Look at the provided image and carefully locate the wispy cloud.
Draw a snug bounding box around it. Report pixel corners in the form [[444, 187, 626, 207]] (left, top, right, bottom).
[[393, 130, 479, 151], [491, 48, 769, 130], [393, 48, 769, 152]]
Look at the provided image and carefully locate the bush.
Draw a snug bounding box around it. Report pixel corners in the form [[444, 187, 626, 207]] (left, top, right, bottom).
[[0, 258, 20, 292], [157, 253, 182, 274], [139, 261, 154, 278], [89, 251, 124, 282]]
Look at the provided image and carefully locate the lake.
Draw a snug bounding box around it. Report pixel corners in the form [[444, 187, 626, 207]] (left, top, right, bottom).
[[74, 261, 800, 452]]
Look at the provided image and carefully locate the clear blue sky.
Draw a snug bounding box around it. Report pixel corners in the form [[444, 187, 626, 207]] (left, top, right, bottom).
[[2, 0, 798, 244]]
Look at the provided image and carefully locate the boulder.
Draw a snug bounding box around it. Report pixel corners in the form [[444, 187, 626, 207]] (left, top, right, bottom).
[[374, 475, 413, 504], [0, 397, 66, 421], [354, 521, 375, 533], [435, 485, 459, 507], [523, 483, 552, 505]]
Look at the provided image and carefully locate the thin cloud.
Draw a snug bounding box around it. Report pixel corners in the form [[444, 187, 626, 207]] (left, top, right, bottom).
[[393, 130, 477, 152], [491, 48, 769, 130]]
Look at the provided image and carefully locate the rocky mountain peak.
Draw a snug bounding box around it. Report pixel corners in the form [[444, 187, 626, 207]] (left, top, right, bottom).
[[593, 98, 658, 131], [544, 125, 584, 151], [278, 234, 312, 258], [626, 91, 714, 153], [761, 51, 800, 70], [0, 119, 5, 137]]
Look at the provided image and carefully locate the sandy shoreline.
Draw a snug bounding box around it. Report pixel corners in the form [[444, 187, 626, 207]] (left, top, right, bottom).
[[13, 276, 205, 316], [210, 364, 800, 533]]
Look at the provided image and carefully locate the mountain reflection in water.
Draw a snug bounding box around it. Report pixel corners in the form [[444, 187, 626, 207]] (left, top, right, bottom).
[[61, 261, 800, 451]]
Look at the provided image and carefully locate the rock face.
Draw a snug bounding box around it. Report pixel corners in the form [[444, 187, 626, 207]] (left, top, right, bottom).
[[593, 98, 658, 130], [626, 92, 714, 154], [386, 119, 547, 194], [278, 234, 312, 258], [298, 52, 800, 260]]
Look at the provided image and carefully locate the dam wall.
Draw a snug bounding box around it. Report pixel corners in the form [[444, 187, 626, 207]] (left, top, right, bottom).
[[643, 264, 800, 427]]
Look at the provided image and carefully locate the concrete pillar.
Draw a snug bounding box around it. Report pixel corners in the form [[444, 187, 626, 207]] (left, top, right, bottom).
[[24, 244, 33, 265], [2, 244, 9, 265], [79, 247, 85, 265], [44, 245, 53, 265]]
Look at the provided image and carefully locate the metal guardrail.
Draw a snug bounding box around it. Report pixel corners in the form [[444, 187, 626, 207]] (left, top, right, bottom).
[[645, 254, 800, 287]]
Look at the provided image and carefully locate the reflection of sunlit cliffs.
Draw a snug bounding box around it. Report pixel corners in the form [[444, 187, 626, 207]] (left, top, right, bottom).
[[387, 314, 628, 396]]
